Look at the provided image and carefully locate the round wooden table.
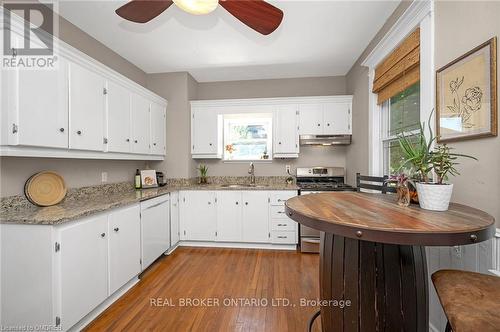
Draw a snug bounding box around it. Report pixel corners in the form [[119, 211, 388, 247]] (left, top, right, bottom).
[[285, 192, 495, 332]]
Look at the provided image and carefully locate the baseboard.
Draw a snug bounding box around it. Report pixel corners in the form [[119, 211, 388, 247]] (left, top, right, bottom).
[[179, 241, 297, 251], [68, 276, 140, 331], [165, 242, 180, 255]]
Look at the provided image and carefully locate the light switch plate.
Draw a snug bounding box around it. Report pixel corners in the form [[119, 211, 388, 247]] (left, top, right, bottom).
[[101, 171, 108, 183], [285, 165, 291, 174]]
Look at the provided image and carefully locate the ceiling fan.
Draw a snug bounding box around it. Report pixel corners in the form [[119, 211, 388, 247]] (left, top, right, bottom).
[[115, 0, 284, 35]]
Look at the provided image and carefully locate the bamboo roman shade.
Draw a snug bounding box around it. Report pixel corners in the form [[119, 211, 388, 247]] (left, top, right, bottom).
[[372, 28, 420, 104]]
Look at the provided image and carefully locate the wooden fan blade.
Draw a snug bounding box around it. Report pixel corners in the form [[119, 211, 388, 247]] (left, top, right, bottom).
[[219, 0, 283, 35], [116, 0, 173, 23]]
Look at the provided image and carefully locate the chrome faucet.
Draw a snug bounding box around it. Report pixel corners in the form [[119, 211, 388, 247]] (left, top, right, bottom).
[[248, 162, 255, 185]]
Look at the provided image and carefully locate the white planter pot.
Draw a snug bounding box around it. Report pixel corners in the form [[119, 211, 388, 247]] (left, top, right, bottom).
[[416, 183, 454, 211]]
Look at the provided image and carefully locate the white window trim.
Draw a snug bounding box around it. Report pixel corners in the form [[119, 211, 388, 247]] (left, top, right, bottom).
[[362, 0, 435, 176]]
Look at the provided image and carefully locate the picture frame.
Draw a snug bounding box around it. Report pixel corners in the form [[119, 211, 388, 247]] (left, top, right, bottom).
[[436, 37, 497, 143], [140, 170, 158, 188]]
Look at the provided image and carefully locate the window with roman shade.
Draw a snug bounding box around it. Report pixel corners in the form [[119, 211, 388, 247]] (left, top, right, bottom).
[[372, 28, 420, 105]]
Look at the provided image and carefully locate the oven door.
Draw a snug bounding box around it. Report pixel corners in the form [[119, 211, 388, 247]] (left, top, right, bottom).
[[298, 191, 322, 253]]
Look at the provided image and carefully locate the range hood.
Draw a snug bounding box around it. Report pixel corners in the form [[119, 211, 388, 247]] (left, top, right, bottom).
[[299, 135, 352, 146]]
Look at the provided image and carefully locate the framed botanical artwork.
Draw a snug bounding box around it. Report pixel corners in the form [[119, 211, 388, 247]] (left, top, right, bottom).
[[436, 37, 497, 143]]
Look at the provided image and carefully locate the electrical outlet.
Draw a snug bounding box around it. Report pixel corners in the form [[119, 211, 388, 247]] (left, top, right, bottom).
[[101, 172, 108, 183], [285, 165, 291, 174]]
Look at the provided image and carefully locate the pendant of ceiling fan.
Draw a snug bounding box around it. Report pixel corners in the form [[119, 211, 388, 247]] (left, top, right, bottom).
[[115, 0, 284, 35]]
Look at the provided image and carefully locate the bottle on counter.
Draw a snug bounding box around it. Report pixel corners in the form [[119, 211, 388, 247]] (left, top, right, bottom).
[[134, 169, 141, 189]]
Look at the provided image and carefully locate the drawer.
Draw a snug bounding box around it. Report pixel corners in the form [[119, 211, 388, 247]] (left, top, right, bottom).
[[270, 205, 288, 219], [271, 219, 296, 231], [271, 231, 297, 244], [269, 191, 298, 206]]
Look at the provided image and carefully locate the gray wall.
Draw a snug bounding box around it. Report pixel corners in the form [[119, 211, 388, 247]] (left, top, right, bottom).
[[193, 76, 348, 177], [345, 1, 412, 185], [145, 72, 198, 179], [0, 9, 148, 197], [435, 1, 500, 227]]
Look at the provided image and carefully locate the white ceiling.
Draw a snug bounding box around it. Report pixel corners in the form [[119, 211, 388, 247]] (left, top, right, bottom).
[[56, 0, 400, 82]]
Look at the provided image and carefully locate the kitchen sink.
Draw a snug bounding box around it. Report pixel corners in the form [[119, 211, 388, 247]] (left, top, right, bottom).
[[218, 184, 269, 189]]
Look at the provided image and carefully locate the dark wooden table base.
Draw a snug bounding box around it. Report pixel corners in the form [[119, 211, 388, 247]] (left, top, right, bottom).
[[320, 232, 429, 332]]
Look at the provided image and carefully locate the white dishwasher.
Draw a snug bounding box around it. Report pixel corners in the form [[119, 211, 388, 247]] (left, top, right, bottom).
[[140, 195, 170, 271]]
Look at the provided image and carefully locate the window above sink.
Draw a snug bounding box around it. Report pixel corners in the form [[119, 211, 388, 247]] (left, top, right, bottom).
[[223, 113, 273, 161]]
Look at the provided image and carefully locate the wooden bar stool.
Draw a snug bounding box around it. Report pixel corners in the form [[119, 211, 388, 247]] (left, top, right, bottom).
[[432, 269, 500, 332]]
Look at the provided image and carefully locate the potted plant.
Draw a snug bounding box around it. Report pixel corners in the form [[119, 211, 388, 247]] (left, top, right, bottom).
[[197, 164, 209, 185], [398, 114, 476, 211]]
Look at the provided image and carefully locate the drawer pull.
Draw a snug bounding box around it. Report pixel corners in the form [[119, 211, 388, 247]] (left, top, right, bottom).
[[277, 211, 285, 214], [277, 236, 288, 239], [277, 223, 287, 226], [114, 227, 119, 232]]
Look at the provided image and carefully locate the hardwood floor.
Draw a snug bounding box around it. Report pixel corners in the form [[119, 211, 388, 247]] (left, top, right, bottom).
[[85, 247, 321, 332]]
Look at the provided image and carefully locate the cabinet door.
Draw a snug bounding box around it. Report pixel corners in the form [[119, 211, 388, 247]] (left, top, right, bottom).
[[106, 80, 131, 153], [170, 192, 180, 246], [150, 103, 166, 155], [298, 103, 323, 135], [274, 105, 299, 155], [180, 191, 216, 241], [108, 204, 141, 295], [216, 191, 242, 242], [242, 191, 270, 243], [323, 102, 351, 135], [131, 93, 151, 154], [58, 215, 108, 330], [141, 197, 170, 270], [191, 108, 219, 155], [69, 62, 105, 151], [13, 57, 68, 148]]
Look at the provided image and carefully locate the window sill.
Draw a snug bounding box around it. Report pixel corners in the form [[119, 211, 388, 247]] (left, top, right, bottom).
[[222, 160, 273, 164]]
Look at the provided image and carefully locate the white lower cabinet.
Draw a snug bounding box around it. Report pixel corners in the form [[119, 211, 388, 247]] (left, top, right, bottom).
[[241, 191, 270, 243], [216, 191, 243, 242], [57, 215, 109, 331], [180, 191, 217, 241], [108, 204, 141, 294], [170, 191, 180, 247], [180, 190, 298, 245]]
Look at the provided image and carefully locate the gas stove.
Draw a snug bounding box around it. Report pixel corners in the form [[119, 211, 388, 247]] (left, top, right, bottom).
[[296, 167, 356, 192]]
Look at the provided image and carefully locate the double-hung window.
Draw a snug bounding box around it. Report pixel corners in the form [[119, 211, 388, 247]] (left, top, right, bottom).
[[381, 83, 421, 174]]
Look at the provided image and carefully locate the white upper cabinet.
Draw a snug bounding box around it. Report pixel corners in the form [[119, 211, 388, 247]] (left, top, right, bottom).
[[191, 107, 222, 158], [299, 97, 352, 136], [323, 102, 352, 135], [274, 105, 299, 158], [150, 103, 166, 155], [0, 15, 167, 160], [298, 103, 323, 135], [131, 93, 151, 154], [106, 80, 131, 153], [8, 57, 69, 148], [69, 62, 106, 151]]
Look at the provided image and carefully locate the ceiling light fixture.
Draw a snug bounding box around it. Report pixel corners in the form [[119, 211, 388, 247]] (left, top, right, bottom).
[[172, 0, 219, 15]]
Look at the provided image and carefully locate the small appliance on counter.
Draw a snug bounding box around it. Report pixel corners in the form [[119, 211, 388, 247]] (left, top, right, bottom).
[[156, 171, 167, 187], [296, 167, 356, 253]]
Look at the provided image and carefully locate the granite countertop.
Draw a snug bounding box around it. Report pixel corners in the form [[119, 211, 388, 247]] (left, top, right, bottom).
[[0, 179, 298, 226]]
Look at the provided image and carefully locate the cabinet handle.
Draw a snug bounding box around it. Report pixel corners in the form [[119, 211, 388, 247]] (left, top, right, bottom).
[[153, 143, 157, 146], [126, 138, 130, 142], [77, 130, 82, 135], [317, 123, 321, 126], [100, 233, 106, 238], [134, 140, 138, 143], [277, 236, 287, 239], [245, 202, 248, 205], [277, 199, 283, 202], [236, 201, 239, 205], [208, 201, 211, 205], [209, 143, 212, 146], [114, 227, 119, 232], [277, 211, 285, 214], [59, 128, 65, 132], [277, 223, 287, 226], [327, 123, 330, 126], [278, 142, 282, 145]]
